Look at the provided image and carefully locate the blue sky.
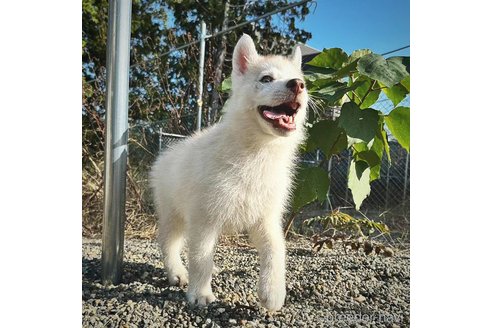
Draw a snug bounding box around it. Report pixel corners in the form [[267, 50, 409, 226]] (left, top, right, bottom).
[[297, 0, 409, 56]]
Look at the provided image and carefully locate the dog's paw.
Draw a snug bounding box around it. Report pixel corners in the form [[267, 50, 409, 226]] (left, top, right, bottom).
[[187, 291, 216, 307], [212, 264, 220, 275], [167, 268, 189, 287], [258, 283, 286, 312]]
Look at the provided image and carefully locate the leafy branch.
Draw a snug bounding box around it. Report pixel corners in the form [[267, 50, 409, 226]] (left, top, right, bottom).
[[286, 47, 410, 237]]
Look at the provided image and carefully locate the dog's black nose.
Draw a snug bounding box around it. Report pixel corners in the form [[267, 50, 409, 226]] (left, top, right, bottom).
[[286, 78, 305, 94]]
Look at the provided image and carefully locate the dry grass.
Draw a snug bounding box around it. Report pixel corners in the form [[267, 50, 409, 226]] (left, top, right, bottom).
[[83, 155, 158, 240]]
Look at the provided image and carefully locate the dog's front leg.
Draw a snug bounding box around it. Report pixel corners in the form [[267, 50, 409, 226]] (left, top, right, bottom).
[[250, 220, 286, 311], [186, 225, 218, 307]]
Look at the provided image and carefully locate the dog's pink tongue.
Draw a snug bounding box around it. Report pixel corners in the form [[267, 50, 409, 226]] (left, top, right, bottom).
[[263, 110, 284, 120], [263, 110, 296, 131]]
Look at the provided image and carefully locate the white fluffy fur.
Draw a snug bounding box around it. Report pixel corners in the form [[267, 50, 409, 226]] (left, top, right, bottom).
[[150, 34, 308, 311]]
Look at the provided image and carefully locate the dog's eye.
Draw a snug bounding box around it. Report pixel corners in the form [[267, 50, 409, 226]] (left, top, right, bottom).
[[260, 75, 274, 83]]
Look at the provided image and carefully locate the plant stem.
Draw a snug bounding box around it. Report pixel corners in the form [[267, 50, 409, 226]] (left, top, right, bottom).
[[359, 80, 377, 105], [348, 76, 355, 102], [284, 212, 297, 238], [352, 92, 362, 104]]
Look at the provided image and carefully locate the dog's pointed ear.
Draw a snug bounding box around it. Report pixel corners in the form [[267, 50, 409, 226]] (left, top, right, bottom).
[[233, 34, 258, 75], [291, 45, 302, 68]]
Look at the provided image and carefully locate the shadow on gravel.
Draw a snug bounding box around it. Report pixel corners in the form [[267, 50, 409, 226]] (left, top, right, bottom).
[[83, 257, 277, 325], [82, 255, 277, 323], [82, 257, 186, 306], [287, 247, 315, 257]]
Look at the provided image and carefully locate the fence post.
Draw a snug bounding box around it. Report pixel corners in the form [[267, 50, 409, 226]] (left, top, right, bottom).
[[403, 150, 410, 203], [196, 21, 206, 131], [325, 156, 333, 211], [101, 0, 132, 286], [345, 150, 351, 203]]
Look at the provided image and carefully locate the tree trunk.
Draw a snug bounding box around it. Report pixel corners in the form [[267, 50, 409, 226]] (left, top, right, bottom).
[[208, 0, 229, 126]]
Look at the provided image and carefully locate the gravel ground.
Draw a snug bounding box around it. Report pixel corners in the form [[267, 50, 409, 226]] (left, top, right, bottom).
[[82, 237, 409, 327]]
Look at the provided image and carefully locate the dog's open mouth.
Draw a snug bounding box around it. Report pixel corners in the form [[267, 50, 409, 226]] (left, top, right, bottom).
[[258, 102, 300, 131]]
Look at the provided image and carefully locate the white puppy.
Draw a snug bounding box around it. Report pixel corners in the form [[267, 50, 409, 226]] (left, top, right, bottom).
[[150, 34, 308, 311]]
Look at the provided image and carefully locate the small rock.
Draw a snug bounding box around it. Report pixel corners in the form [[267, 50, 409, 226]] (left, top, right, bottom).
[[383, 247, 395, 257], [350, 288, 360, 297], [354, 295, 366, 303], [363, 241, 373, 255]]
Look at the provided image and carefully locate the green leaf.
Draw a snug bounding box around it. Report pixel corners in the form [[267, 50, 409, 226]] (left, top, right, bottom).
[[400, 76, 410, 92], [220, 77, 232, 92], [390, 56, 410, 74], [304, 67, 337, 86], [338, 102, 380, 142], [369, 133, 384, 181], [347, 136, 365, 148], [354, 160, 369, 180], [354, 77, 380, 109], [333, 59, 359, 79], [309, 120, 348, 157], [353, 141, 383, 181], [348, 160, 371, 210], [304, 136, 317, 153], [380, 128, 391, 163], [370, 162, 382, 182], [307, 48, 348, 69], [305, 61, 359, 91], [307, 61, 359, 90], [359, 148, 383, 181], [385, 106, 410, 152], [357, 54, 410, 87], [356, 150, 381, 168], [304, 66, 337, 76], [352, 142, 368, 153], [316, 81, 347, 95], [348, 49, 372, 63], [291, 166, 330, 213], [374, 113, 391, 164], [380, 82, 408, 107], [361, 90, 380, 109], [310, 80, 364, 105], [305, 73, 334, 85]]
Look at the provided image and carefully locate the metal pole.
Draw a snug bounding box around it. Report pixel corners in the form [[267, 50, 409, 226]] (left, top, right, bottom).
[[196, 21, 206, 131], [345, 151, 351, 203], [158, 127, 162, 151], [402, 151, 410, 203], [102, 0, 132, 286]]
